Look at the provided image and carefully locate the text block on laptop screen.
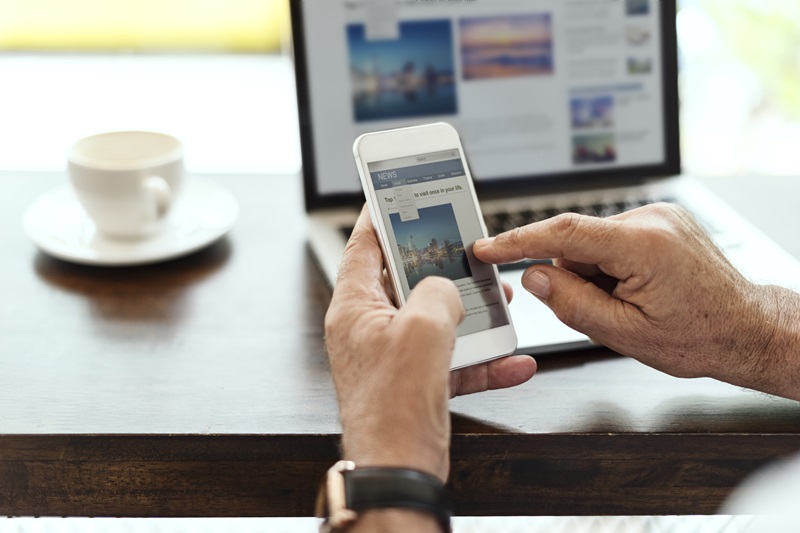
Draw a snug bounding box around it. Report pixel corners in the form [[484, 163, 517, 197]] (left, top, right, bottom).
[[297, 0, 666, 195]]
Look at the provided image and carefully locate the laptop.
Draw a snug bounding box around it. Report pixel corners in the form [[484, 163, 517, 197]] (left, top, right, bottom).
[[290, 0, 800, 355]]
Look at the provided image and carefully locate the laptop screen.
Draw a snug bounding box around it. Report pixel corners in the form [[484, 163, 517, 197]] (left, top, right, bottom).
[[292, 0, 679, 209]]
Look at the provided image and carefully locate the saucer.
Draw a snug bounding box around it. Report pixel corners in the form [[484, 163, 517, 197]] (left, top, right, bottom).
[[23, 177, 239, 266]]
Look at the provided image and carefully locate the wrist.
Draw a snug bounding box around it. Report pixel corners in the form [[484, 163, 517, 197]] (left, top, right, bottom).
[[725, 285, 800, 400], [339, 392, 451, 482], [342, 422, 450, 483]]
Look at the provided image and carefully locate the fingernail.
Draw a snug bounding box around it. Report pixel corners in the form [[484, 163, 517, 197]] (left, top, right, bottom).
[[523, 270, 551, 299], [474, 237, 495, 249]]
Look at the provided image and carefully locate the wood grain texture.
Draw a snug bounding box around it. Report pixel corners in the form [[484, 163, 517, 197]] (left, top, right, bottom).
[[2, 433, 799, 516], [1, 172, 800, 517]]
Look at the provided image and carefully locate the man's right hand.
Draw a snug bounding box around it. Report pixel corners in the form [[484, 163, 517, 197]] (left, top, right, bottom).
[[474, 203, 800, 400]]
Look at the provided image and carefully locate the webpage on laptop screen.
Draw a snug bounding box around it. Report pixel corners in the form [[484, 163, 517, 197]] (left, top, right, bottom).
[[369, 149, 509, 337], [301, 0, 666, 195]]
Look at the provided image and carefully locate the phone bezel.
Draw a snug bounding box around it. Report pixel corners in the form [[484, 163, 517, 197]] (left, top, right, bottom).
[[353, 123, 518, 370]]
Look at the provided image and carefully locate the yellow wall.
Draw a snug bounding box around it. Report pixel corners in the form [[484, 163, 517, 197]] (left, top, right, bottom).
[[0, 0, 288, 51]]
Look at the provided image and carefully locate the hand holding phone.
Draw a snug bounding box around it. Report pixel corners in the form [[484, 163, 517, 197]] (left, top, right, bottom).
[[353, 122, 517, 370]]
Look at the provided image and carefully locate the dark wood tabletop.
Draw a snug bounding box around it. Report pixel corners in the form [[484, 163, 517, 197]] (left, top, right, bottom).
[[2, 171, 800, 518]]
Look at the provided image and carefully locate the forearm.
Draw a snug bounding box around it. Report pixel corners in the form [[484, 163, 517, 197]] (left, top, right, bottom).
[[726, 285, 800, 401]]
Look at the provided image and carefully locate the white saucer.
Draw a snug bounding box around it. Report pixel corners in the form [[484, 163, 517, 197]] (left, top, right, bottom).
[[23, 177, 239, 266]]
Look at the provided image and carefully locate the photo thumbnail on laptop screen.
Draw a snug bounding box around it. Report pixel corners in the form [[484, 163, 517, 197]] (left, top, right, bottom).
[[369, 149, 509, 337], [299, 0, 666, 195]]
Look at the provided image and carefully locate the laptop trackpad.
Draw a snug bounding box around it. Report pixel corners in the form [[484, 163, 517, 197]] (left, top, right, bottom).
[[500, 270, 592, 355]]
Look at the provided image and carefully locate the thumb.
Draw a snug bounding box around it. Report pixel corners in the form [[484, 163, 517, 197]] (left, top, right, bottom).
[[522, 265, 637, 343], [396, 277, 465, 374], [402, 276, 465, 332]]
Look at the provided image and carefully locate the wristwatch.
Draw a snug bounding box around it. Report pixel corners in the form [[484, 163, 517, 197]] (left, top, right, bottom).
[[315, 460, 453, 532]]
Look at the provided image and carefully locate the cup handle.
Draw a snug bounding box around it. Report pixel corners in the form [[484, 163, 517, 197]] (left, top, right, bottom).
[[143, 176, 172, 220]]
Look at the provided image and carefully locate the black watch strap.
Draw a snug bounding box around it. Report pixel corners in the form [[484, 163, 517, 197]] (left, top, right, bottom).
[[316, 461, 453, 532], [344, 467, 452, 532]]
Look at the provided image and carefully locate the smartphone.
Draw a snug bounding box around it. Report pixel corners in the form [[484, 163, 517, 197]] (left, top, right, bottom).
[[353, 122, 517, 370]]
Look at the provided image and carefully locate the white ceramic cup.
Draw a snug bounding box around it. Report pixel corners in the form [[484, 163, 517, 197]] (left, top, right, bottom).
[[68, 131, 185, 238]]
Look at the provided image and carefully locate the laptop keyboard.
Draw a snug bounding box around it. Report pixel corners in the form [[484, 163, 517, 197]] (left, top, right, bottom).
[[340, 196, 680, 272], [482, 196, 676, 236]]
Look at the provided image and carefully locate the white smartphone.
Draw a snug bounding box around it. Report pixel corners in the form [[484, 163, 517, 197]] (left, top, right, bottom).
[[353, 122, 517, 370]]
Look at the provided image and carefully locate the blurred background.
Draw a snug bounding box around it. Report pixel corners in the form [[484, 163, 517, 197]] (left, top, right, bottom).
[[0, 0, 798, 176], [678, 0, 800, 176]]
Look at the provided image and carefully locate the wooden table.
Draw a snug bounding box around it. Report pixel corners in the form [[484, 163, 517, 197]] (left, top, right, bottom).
[[2, 172, 800, 517]]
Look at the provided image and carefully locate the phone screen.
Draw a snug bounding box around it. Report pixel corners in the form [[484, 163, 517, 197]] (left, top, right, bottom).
[[368, 149, 510, 337]]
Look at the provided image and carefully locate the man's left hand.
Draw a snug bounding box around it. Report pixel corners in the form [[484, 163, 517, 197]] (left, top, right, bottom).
[[325, 206, 537, 482]]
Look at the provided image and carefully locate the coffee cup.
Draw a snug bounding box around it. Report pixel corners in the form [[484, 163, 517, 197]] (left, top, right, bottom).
[[68, 131, 185, 238]]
